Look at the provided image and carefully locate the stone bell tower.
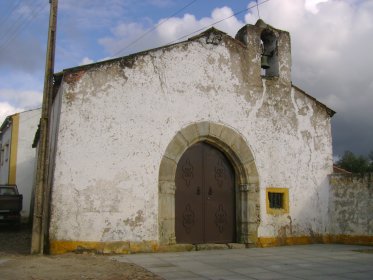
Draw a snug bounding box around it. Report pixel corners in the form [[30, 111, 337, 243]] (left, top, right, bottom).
[[235, 19, 292, 85]]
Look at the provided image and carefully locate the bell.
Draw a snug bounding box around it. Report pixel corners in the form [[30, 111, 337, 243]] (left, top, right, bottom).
[[261, 55, 270, 69]]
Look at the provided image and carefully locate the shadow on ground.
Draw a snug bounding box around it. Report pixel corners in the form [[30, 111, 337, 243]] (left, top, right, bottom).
[[0, 224, 31, 255]]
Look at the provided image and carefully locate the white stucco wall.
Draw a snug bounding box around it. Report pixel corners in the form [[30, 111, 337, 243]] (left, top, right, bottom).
[[0, 125, 12, 184], [16, 109, 41, 217], [0, 109, 40, 218], [329, 174, 373, 237], [49, 30, 333, 244]]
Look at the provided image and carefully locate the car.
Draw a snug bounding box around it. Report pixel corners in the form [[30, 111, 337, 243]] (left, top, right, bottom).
[[0, 185, 23, 226]]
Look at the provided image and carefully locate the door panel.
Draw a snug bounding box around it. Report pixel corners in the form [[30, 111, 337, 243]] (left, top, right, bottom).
[[175, 142, 235, 244], [175, 144, 204, 243], [204, 144, 235, 243]]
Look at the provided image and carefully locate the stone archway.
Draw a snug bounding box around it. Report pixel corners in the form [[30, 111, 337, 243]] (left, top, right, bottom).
[[158, 121, 260, 246]]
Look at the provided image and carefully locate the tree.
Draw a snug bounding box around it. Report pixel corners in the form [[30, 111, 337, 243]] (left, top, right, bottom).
[[336, 150, 372, 174], [369, 151, 373, 172]]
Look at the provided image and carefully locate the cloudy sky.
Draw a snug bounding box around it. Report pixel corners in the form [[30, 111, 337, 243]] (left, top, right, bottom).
[[0, 0, 372, 157]]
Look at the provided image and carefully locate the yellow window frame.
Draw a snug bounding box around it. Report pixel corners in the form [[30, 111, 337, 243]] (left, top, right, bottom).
[[266, 187, 289, 215]]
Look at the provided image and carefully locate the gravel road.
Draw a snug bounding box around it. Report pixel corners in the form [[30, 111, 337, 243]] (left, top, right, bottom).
[[0, 224, 163, 280]]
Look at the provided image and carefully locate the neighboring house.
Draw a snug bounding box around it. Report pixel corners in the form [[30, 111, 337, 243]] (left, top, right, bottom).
[[44, 20, 337, 254], [0, 108, 41, 220], [333, 165, 352, 174]]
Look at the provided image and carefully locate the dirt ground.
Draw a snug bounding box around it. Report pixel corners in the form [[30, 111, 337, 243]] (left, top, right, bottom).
[[0, 224, 163, 280]]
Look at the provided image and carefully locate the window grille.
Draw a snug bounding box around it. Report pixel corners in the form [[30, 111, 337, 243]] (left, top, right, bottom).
[[266, 188, 289, 215], [268, 192, 284, 209]]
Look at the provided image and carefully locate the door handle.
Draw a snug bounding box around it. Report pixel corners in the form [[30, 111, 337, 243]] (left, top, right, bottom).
[[208, 187, 213, 196], [196, 186, 200, 195]]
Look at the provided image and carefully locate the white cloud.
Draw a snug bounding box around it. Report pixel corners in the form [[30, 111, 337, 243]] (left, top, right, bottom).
[[0, 88, 42, 124], [157, 6, 243, 40], [0, 102, 23, 125], [99, 6, 244, 56], [305, 0, 329, 13], [80, 57, 94, 65], [0, 89, 42, 111]]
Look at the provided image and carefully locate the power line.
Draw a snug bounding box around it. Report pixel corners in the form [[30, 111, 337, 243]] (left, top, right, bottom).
[[0, 0, 23, 27], [0, 2, 31, 45], [167, 0, 272, 45], [0, 0, 47, 49], [256, 0, 261, 19], [0, 0, 48, 51], [0, 1, 38, 45], [113, 0, 198, 57]]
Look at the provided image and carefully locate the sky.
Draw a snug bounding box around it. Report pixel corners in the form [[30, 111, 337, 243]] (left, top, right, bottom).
[[0, 0, 372, 158]]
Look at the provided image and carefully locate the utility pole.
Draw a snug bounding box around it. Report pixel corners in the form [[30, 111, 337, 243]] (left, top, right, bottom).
[[31, 0, 58, 254]]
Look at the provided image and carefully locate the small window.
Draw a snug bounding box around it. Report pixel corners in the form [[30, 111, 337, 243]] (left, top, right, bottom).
[[0, 187, 16, 195], [0, 147, 4, 165], [266, 188, 289, 215], [4, 143, 9, 162], [268, 192, 283, 209]]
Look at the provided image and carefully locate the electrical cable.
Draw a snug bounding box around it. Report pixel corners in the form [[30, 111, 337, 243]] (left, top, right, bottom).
[[0, 0, 48, 51], [0, 0, 23, 27], [167, 0, 271, 45], [113, 0, 198, 57], [0, 0, 47, 49], [256, 0, 261, 19], [0, 1, 40, 46]]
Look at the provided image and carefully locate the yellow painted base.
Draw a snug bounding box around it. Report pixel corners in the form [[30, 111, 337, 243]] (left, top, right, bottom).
[[257, 235, 327, 247], [257, 235, 373, 247], [50, 240, 159, 255], [49, 240, 196, 255], [50, 235, 373, 255], [327, 235, 373, 246]]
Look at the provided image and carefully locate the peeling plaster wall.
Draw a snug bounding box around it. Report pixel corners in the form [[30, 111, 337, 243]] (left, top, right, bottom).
[[49, 29, 333, 244], [47, 87, 63, 202], [329, 174, 373, 236], [256, 84, 333, 239]]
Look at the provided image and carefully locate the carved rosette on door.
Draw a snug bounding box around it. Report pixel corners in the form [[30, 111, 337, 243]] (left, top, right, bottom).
[[182, 204, 195, 233], [182, 159, 193, 186], [215, 159, 225, 187], [215, 204, 227, 233]]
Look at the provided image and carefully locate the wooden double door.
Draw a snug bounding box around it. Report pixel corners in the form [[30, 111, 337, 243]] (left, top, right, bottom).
[[175, 142, 235, 244]]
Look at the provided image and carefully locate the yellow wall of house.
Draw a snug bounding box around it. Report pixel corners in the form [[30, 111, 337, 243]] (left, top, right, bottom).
[[9, 113, 19, 184]]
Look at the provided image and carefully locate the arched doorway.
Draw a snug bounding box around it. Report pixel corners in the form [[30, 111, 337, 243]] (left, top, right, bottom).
[[158, 122, 260, 247], [175, 142, 235, 244]]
